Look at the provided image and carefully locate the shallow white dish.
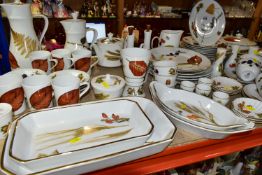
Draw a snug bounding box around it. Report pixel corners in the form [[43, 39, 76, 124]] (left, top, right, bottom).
[[149, 82, 252, 131], [9, 99, 153, 172], [1, 97, 176, 175], [223, 36, 257, 47], [189, 0, 225, 46], [149, 82, 255, 139], [243, 84, 262, 101], [232, 97, 262, 122], [151, 47, 211, 73], [212, 76, 243, 95]]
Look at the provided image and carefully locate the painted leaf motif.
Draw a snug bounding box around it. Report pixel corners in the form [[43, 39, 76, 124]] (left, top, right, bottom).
[[129, 61, 147, 76], [206, 3, 215, 15], [9, 51, 19, 69], [11, 28, 38, 57], [58, 89, 79, 106], [94, 93, 110, 100], [0, 87, 24, 111], [30, 86, 53, 110], [196, 3, 203, 12]]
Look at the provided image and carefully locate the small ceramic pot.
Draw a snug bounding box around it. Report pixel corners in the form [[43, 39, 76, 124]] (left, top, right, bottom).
[[212, 91, 229, 106], [0, 103, 12, 139], [196, 84, 211, 96], [91, 74, 125, 100], [198, 78, 213, 86], [154, 73, 177, 88], [180, 81, 195, 92], [153, 60, 177, 76]]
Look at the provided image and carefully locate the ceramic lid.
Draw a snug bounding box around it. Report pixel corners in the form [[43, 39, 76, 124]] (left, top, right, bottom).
[[91, 74, 125, 91], [97, 33, 122, 44]]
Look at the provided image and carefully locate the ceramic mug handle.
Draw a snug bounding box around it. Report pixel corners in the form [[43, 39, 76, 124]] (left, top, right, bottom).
[[49, 59, 58, 71], [140, 43, 144, 48], [86, 28, 98, 49], [151, 36, 159, 49], [79, 82, 90, 98], [33, 14, 49, 49]]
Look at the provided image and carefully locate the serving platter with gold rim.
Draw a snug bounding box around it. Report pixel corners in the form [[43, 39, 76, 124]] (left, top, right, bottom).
[[149, 82, 254, 131], [1, 97, 176, 175], [6, 99, 153, 173]]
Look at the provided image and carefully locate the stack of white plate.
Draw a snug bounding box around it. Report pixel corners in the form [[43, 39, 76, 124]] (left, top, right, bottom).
[[149, 81, 255, 139], [1, 97, 176, 175], [151, 47, 212, 83], [182, 36, 218, 61], [232, 97, 262, 124]]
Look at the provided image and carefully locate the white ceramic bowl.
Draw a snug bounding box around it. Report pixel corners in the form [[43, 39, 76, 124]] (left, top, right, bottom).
[[153, 60, 177, 76], [180, 81, 195, 92], [91, 74, 125, 100], [154, 74, 177, 88], [212, 91, 229, 106], [195, 84, 211, 97]]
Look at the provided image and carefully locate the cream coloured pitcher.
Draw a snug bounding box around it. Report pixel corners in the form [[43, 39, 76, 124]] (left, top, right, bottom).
[[151, 30, 183, 48], [0, 0, 49, 69], [60, 12, 98, 51]]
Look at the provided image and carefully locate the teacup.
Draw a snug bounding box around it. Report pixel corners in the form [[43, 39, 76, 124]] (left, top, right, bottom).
[[0, 74, 26, 115], [196, 84, 211, 97], [51, 48, 72, 71], [121, 48, 151, 79], [151, 30, 183, 48], [154, 74, 177, 88], [153, 60, 177, 76], [71, 49, 92, 72], [236, 56, 261, 82], [198, 78, 213, 86], [255, 73, 262, 97], [212, 91, 229, 106], [22, 75, 53, 110], [0, 103, 12, 139], [180, 81, 195, 92], [51, 74, 89, 106], [29, 50, 58, 74]]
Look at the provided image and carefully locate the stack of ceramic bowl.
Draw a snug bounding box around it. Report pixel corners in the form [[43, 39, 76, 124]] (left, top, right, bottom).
[[182, 36, 218, 62], [149, 81, 255, 139], [2, 97, 176, 174], [151, 47, 212, 83], [232, 97, 262, 124], [153, 60, 177, 88], [121, 48, 151, 97]]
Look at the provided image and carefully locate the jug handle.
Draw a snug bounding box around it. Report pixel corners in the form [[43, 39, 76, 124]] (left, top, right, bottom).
[[151, 36, 159, 49], [86, 28, 98, 49], [33, 14, 49, 49]]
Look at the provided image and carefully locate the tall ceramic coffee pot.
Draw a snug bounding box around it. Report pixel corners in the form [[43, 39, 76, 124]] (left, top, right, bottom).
[[60, 11, 98, 51], [0, 0, 49, 69]]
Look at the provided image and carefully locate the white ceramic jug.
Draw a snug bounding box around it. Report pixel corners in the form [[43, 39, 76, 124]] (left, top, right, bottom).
[[0, 0, 49, 69], [212, 48, 227, 77], [224, 45, 239, 79], [151, 30, 183, 48], [60, 12, 98, 51]]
